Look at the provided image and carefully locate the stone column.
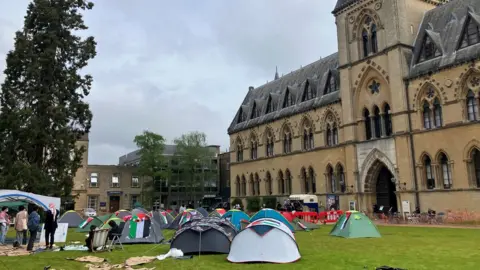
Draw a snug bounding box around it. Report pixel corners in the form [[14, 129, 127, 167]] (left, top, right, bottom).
[[369, 115, 376, 138], [432, 163, 441, 189], [465, 159, 473, 187], [415, 164, 424, 190], [380, 112, 386, 137], [324, 173, 330, 193], [308, 175, 313, 194]]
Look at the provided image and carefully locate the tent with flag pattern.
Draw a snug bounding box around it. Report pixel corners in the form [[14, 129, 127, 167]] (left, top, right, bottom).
[[119, 213, 164, 244]]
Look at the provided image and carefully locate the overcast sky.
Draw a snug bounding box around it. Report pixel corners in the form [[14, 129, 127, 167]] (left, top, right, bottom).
[[0, 0, 338, 165]]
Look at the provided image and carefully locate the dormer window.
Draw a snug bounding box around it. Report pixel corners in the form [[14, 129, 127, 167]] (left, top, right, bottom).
[[418, 34, 441, 63], [283, 89, 294, 108], [266, 96, 275, 114], [324, 72, 338, 94], [302, 82, 316, 101], [459, 15, 480, 49], [251, 102, 260, 119], [237, 108, 246, 123]]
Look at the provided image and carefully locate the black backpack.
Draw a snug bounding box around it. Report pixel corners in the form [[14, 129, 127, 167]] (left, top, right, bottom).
[[376, 266, 406, 270]]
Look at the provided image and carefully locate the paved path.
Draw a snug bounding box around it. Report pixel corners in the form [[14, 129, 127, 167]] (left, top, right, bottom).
[[374, 222, 480, 229]]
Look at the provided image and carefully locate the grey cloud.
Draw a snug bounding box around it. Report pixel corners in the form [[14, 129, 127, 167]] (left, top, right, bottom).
[[1, 0, 338, 164]]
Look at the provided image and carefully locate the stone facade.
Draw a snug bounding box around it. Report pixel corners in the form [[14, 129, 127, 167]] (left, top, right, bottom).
[[227, 0, 480, 213]]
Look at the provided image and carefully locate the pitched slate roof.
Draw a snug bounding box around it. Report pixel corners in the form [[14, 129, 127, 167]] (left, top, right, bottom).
[[228, 53, 340, 135], [332, 0, 359, 14], [408, 0, 480, 79]]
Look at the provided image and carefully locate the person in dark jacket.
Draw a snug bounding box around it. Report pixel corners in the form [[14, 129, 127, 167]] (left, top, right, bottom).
[[44, 203, 59, 249], [26, 206, 40, 251], [85, 225, 96, 252], [106, 220, 121, 241]]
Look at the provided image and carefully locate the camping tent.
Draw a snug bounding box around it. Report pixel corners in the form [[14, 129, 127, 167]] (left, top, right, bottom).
[[132, 207, 151, 217], [167, 209, 202, 230], [209, 208, 226, 217], [171, 219, 235, 255], [182, 217, 237, 236], [160, 211, 174, 224], [195, 207, 209, 217], [115, 210, 131, 219], [119, 214, 164, 244], [77, 217, 104, 232], [58, 211, 84, 228], [221, 210, 249, 231], [250, 208, 295, 232], [0, 190, 60, 211], [152, 211, 169, 228], [227, 218, 301, 263], [100, 217, 124, 229], [329, 211, 381, 238]]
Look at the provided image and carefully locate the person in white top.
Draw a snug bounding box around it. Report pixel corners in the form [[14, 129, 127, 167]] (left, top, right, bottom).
[[179, 204, 186, 213]]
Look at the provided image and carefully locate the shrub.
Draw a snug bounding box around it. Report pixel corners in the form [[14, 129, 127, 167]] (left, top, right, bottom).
[[246, 197, 261, 213], [231, 198, 243, 209], [262, 197, 277, 209]]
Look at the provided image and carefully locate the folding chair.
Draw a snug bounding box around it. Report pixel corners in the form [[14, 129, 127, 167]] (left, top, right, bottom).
[[108, 233, 124, 252], [91, 229, 109, 252]]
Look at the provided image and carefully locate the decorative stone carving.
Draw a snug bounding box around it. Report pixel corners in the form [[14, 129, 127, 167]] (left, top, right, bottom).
[[445, 79, 453, 88], [369, 80, 380, 94], [349, 16, 355, 24], [374, 2, 382, 10]]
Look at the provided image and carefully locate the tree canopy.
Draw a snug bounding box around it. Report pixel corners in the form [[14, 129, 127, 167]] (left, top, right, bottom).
[[173, 131, 217, 202], [0, 0, 96, 199], [133, 130, 167, 207]]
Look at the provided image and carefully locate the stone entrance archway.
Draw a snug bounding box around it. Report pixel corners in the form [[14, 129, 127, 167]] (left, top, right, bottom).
[[359, 148, 399, 213]]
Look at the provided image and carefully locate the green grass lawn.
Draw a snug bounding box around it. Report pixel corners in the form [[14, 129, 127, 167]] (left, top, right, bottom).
[[1, 225, 479, 270]]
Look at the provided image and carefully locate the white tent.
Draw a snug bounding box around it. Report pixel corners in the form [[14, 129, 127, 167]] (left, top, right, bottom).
[[0, 189, 61, 210], [227, 218, 301, 264]]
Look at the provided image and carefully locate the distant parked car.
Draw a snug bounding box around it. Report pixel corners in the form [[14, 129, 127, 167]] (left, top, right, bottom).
[[83, 208, 97, 217]]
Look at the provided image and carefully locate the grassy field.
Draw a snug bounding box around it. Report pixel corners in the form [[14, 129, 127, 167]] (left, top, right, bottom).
[[0, 225, 479, 270]]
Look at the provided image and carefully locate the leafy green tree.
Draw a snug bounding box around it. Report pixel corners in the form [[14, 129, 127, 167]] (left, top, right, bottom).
[[133, 130, 167, 208], [0, 0, 96, 201], [173, 131, 217, 205]]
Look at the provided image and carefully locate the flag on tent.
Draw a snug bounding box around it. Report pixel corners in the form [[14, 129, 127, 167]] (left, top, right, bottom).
[[79, 217, 93, 229], [128, 215, 151, 239], [297, 221, 309, 231]]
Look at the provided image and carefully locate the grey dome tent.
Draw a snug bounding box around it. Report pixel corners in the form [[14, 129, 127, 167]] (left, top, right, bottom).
[[195, 207, 209, 217], [182, 217, 237, 236], [170, 219, 235, 255], [119, 214, 164, 244], [58, 210, 84, 228]]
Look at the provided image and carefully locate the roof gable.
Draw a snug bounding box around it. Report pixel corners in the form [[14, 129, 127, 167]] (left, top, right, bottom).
[[409, 0, 480, 79]]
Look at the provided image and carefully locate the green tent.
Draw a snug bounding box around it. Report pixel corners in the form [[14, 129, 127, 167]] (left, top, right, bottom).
[[329, 211, 381, 238], [76, 216, 104, 232], [97, 213, 116, 222], [100, 217, 124, 229]]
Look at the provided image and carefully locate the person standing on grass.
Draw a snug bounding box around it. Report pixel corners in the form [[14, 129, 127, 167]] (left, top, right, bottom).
[[44, 203, 59, 249], [0, 207, 10, 245], [15, 205, 28, 246], [27, 206, 40, 251]]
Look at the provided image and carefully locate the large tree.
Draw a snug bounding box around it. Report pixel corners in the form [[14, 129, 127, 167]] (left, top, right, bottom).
[[174, 131, 217, 205], [133, 130, 167, 208], [0, 0, 96, 199]]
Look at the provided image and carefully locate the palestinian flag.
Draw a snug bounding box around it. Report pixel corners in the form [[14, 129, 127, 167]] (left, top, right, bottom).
[[79, 217, 93, 229], [128, 215, 151, 239]]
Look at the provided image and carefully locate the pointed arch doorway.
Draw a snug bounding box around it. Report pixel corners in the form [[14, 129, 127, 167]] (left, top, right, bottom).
[[375, 166, 397, 213], [363, 159, 398, 214]]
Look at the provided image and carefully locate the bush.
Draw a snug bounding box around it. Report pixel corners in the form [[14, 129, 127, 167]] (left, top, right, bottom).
[[262, 197, 277, 209], [231, 198, 243, 209], [246, 197, 261, 213]]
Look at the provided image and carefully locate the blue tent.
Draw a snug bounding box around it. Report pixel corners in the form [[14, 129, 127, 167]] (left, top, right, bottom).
[[221, 210, 249, 230], [249, 208, 295, 232]]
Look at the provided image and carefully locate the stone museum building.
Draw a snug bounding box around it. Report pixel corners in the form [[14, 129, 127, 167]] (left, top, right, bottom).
[[227, 0, 480, 213]]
